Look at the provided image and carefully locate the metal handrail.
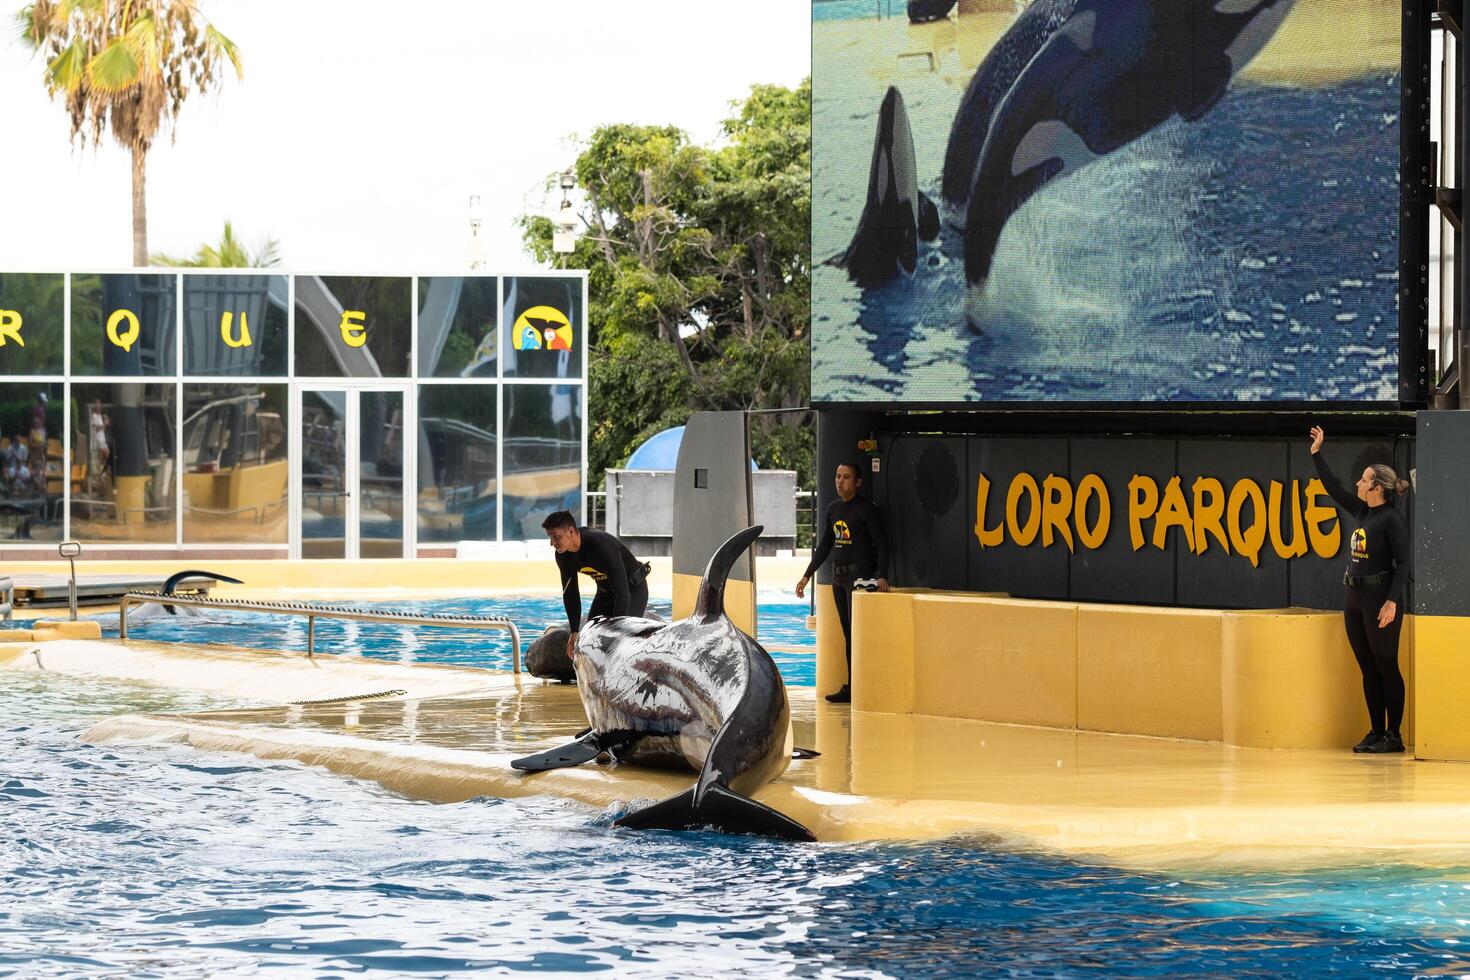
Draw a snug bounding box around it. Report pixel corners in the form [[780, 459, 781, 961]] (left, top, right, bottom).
[[0, 577, 12, 622], [119, 592, 522, 673]]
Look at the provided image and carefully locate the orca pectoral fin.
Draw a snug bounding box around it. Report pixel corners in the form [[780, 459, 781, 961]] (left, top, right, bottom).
[[512, 729, 642, 771], [614, 783, 815, 843], [511, 736, 603, 772], [917, 192, 940, 242], [792, 747, 821, 760]]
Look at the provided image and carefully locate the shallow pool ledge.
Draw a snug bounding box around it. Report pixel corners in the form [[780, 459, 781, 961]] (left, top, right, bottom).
[[76, 679, 1470, 873]]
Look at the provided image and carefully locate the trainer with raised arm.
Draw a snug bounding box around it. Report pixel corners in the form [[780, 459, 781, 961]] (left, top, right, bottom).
[[796, 462, 890, 704], [1309, 425, 1413, 754], [543, 510, 651, 660]]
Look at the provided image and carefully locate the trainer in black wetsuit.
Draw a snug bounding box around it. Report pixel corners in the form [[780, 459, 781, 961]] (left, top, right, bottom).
[[796, 462, 890, 704], [1309, 426, 1412, 754], [542, 509, 649, 660]]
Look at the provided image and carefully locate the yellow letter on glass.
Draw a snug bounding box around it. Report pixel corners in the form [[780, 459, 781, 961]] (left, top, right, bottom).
[[221, 311, 253, 349], [339, 310, 367, 348], [974, 473, 1004, 548], [107, 309, 140, 352], [0, 309, 23, 346]]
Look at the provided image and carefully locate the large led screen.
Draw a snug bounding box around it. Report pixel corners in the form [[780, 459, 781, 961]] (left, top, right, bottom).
[[813, 0, 1404, 404]]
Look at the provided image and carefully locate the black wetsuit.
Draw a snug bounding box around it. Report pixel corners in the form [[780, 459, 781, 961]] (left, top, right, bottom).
[[804, 496, 889, 675], [1313, 452, 1411, 734], [556, 527, 649, 631]]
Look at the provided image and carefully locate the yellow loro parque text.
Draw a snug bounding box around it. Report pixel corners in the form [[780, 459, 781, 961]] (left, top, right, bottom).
[[974, 472, 1339, 566]]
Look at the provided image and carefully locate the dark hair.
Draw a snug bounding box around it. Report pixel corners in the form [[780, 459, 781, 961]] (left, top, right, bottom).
[[1368, 464, 1411, 498], [835, 462, 863, 480], [540, 510, 577, 532]]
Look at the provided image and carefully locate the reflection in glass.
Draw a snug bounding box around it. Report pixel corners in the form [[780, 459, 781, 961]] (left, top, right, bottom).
[[418, 276, 498, 378], [70, 273, 177, 376], [0, 382, 64, 542], [71, 383, 177, 543], [501, 276, 582, 379], [182, 384, 288, 543], [417, 384, 496, 542], [359, 390, 404, 558], [0, 273, 65, 375], [300, 390, 346, 558], [182, 275, 288, 376], [502, 384, 581, 540], [294, 276, 411, 378]]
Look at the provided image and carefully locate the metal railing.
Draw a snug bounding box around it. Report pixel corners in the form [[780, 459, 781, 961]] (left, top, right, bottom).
[[0, 577, 12, 622], [119, 592, 522, 673]]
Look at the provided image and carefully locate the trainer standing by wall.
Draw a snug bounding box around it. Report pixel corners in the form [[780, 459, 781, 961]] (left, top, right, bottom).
[[796, 462, 889, 704], [1309, 426, 1412, 754], [543, 510, 650, 659]]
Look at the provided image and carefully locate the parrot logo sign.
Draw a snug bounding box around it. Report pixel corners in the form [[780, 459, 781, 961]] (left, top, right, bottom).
[[512, 306, 574, 351]]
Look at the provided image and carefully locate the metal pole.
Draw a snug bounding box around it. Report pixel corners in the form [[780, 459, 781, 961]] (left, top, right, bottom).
[[59, 541, 81, 621], [120, 596, 130, 640], [307, 616, 315, 657]]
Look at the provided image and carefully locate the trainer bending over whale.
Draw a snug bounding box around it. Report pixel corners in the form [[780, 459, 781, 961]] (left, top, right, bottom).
[[543, 510, 651, 660], [1309, 426, 1412, 755], [796, 463, 890, 704]]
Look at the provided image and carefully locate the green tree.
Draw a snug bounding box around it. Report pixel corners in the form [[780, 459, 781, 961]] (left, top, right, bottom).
[[18, 0, 243, 265], [520, 79, 813, 490], [152, 220, 280, 268]]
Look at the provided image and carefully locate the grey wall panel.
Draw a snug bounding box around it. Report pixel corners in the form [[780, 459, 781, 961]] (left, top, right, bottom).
[[882, 436, 967, 590], [1174, 440, 1289, 609], [965, 437, 1069, 599], [673, 412, 753, 583], [1413, 412, 1468, 616], [1069, 438, 1176, 605]]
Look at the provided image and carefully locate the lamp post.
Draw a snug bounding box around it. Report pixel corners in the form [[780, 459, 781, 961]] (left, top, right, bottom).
[[553, 168, 577, 264], [467, 194, 487, 271]]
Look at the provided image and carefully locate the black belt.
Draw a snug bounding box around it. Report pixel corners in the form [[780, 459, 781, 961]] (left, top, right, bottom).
[[1344, 571, 1390, 588], [833, 560, 873, 577]]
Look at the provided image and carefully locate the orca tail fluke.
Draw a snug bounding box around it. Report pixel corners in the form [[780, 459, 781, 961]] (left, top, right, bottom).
[[918, 192, 940, 241], [614, 783, 814, 843], [693, 525, 763, 622], [161, 569, 245, 594]]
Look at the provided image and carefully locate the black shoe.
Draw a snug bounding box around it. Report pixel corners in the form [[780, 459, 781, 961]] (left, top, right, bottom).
[[1365, 731, 1405, 754], [825, 685, 851, 704], [1352, 730, 1385, 753]]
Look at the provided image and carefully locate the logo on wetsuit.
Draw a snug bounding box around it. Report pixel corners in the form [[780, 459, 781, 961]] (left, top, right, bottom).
[[833, 519, 851, 543], [579, 565, 608, 582], [1350, 528, 1369, 561]]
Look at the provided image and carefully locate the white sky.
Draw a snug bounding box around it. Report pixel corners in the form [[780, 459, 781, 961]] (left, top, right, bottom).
[[0, 0, 811, 273]]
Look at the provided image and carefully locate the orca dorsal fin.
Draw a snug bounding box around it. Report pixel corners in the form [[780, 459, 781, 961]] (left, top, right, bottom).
[[693, 525, 763, 623]]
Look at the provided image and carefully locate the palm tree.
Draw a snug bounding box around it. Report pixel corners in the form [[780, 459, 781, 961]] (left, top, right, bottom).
[[18, 0, 243, 266], [152, 220, 281, 267]]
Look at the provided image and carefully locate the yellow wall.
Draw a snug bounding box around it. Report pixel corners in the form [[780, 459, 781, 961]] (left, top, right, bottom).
[[1413, 616, 1470, 761], [844, 590, 1421, 750]]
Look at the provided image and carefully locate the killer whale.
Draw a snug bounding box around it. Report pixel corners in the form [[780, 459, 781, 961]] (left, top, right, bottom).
[[511, 525, 813, 842], [957, 0, 1295, 328], [837, 86, 941, 287]]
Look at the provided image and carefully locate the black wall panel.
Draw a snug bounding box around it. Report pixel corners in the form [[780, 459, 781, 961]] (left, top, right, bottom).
[[881, 436, 969, 590], [1069, 438, 1176, 605], [1415, 411, 1468, 616]]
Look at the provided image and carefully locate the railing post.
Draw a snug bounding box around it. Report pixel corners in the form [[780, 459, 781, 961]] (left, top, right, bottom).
[[120, 596, 130, 640], [307, 615, 315, 658], [59, 541, 81, 621]]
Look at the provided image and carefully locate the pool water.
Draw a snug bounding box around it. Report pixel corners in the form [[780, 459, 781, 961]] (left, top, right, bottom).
[[5, 675, 1470, 975], [81, 594, 821, 686]]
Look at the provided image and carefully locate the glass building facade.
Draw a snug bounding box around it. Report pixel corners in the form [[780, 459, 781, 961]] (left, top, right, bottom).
[[0, 270, 587, 557]]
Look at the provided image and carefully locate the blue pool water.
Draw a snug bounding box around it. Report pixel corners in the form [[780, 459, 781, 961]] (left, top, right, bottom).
[[65, 594, 820, 686], [6, 674, 1470, 975]]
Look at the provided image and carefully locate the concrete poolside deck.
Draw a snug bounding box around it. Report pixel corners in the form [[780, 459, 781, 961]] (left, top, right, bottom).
[[9, 637, 1470, 872]]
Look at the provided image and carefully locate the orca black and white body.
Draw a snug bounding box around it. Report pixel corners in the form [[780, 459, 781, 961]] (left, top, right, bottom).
[[945, 0, 1294, 328], [837, 86, 941, 287], [511, 525, 813, 842]]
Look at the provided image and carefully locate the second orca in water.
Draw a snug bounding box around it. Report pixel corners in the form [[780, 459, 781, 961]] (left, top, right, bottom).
[[512, 525, 813, 842], [837, 86, 941, 287]]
